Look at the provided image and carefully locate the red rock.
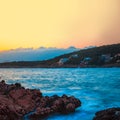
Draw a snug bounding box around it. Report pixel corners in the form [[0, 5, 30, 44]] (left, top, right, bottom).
[[0, 81, 81, 120], [0, 95, 23, 120], [66, 103, 75, 113], [93, 108, 120, 120], [9, 89, 27, 100]]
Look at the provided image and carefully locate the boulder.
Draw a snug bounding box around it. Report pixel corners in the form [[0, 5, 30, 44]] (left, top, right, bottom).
[[93, 108, 120, 120]]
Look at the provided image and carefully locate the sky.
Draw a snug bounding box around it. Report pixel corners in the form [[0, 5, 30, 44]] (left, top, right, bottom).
[[0, 0, 120, 51]]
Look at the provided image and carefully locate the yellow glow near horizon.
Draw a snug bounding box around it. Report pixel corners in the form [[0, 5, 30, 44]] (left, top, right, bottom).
[[0, 0, 120, 51]]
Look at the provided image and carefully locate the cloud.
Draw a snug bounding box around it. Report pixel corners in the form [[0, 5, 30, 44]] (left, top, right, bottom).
[[0, 47, 79, 63]]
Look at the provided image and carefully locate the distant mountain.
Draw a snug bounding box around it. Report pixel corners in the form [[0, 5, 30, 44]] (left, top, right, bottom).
[[68, 46, 78, 49], [0, 43, 120, 68], [0, 47, 79, 63]]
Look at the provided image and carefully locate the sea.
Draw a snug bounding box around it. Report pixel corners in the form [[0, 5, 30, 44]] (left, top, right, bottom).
[[0, 68, 120, 120]]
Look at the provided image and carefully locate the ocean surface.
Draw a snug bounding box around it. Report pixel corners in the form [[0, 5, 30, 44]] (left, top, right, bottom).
[[0, 68, 120, 120]]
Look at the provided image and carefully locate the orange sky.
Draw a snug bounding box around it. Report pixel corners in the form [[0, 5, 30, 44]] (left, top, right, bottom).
[[0, 0, 120, 51]]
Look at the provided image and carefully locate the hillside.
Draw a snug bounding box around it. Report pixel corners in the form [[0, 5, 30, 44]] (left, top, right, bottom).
[[0, 43, 120, 68]]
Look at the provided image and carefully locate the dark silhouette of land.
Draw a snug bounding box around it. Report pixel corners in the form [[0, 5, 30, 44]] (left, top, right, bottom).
[[0, 43, 120, 68]]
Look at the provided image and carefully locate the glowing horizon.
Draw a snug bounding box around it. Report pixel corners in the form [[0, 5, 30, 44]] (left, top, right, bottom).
[[0, 0, 120, 51]]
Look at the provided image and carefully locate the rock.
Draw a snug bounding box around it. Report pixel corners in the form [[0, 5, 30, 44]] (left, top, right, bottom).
[[66, 103, 75, 113], [93, 108, 120, 120], [0, 81, 81, 120], [0, 95, 23, 120], [30, 95, 81, 120]]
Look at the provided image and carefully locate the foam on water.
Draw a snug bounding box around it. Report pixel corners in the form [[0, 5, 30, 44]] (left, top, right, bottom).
[[0, 68, 120, 120]]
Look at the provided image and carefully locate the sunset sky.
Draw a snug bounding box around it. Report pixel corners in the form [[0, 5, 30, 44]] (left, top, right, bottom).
[[0, 0, 120, 51]]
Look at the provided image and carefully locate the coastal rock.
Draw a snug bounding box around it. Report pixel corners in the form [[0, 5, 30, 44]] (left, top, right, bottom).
[[29, 95, 81, 120], [0, 81, 81, 120], [93, 108, 120, 120], [0, 94, 23, 120]]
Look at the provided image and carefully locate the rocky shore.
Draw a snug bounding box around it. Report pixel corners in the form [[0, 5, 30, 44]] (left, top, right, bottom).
[[0, 80, 120, 120], [0, 80, 81, 120], [93, 108, 120, 120]]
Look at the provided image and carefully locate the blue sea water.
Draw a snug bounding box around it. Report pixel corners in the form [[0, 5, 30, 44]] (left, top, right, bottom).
[[0, 68, 120, 120]]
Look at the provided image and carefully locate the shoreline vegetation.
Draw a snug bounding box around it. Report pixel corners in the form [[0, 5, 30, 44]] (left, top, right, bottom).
[[0, 43, 120, 68]]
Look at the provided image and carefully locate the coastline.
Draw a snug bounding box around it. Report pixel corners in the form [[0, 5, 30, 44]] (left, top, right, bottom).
[[0, 44, 119, 68], [0, 80, 81, 120], [0, 63, 120, 68], [0, 68, 120, 120], [0, 79, 120, 120]]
